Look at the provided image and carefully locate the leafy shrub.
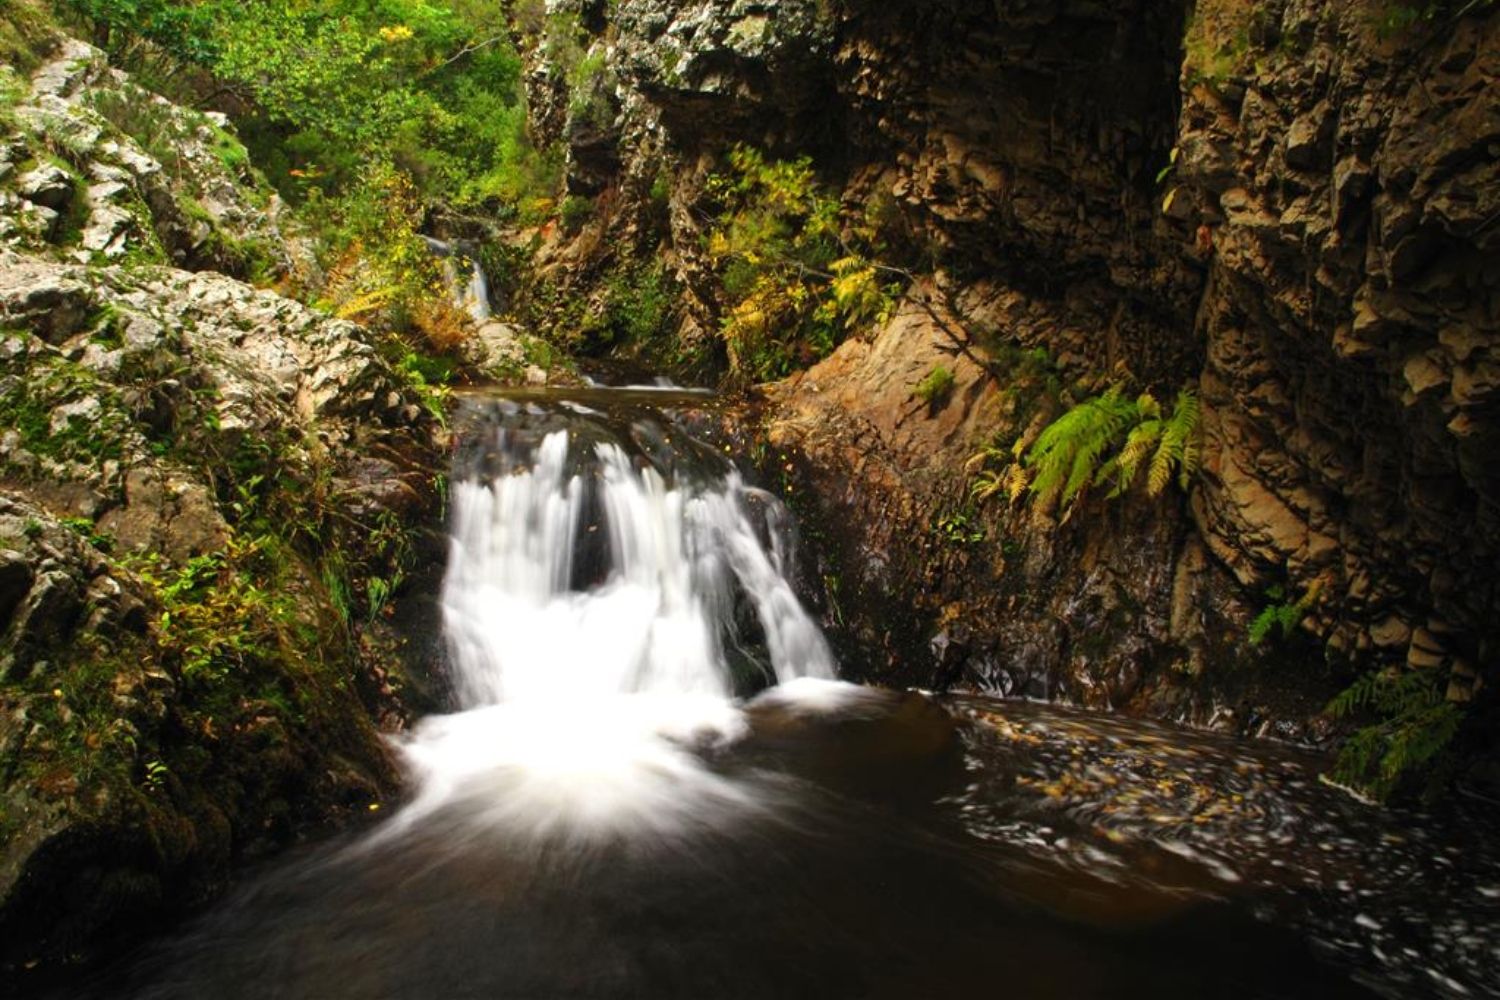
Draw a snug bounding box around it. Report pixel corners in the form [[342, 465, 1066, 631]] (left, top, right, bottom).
[[704, 145, 899, 382], [605, 263, 672, 345], [61, 0, 558, 215]]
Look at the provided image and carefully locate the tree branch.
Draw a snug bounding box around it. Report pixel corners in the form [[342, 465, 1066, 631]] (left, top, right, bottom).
[[422, 36, 506, 77]]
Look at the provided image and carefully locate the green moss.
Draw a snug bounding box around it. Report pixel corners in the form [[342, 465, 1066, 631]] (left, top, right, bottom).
[[0, 350, 136, 468], [208, 124, 250, 173], [914, 365, 955, 405], [559, 193, 594, 232], [0, 0, 58, 75]]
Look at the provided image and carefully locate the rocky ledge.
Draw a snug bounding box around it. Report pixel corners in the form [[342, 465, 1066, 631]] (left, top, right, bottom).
[[0, 39, 443, 973]]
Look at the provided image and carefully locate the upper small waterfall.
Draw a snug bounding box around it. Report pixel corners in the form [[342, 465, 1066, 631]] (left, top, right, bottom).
[[422, 236, 492, 322]]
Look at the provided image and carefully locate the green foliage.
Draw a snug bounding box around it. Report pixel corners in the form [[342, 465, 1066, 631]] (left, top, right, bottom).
[[1247, 582, 1319, 645], [580, 261, 672, 350], [391, 346, 453, 424], [1097, 388, 1202, 499], [306, 165, 473, 354], [705, 145, 899, 382], [1026, 387, 1142, 511], [60, 515, 115, 552], [933, 508, 985, 546], [968, 384, 1201, 515], [61, 0, 559, 215], [1377, 0, 1495, 34], [0, 63, 27, 118], [133, 542, 284, 685], [0, 0, 58, 74], [0, 347, 136, 469], [566, 48, 613, 131], [648, 169, 672, 206], [64, 0, 225, 67], [1328, 667, 1464, 801], [914, 365, 955, 406], [559, 193, 594, 232]]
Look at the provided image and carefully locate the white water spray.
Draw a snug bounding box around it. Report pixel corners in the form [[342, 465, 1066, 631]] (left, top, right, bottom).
[[384, 410, 841, 844]]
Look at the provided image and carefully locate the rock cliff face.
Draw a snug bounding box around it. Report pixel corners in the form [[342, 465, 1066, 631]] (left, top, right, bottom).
[[0, 39, 442, 971], [1172, 0, 1499, 694], [534, 0, 1500, 741]]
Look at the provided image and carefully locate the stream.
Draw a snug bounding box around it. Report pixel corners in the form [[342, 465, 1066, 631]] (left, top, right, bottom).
[[64, 386, 1500, 999]]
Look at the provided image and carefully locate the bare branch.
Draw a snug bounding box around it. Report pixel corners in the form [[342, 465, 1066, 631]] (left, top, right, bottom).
[[422, 36, 506, 77]]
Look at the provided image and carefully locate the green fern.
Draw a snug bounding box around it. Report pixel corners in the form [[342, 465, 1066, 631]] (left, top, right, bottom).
[[1328, 667, 1463, 800], [1152, 389, 1201, 494], [1023, 385, 1201, 512], [1026, 387, 1138, 510], [1247, 582, 1318, 646]]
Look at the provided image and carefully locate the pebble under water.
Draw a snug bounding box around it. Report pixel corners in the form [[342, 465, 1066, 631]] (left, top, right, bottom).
[[60, 387, 1500, 999]]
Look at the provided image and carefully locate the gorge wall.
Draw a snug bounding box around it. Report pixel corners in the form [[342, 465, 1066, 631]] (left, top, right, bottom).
[[0, 38, 445, 973], [529, 0, 1500, 757]]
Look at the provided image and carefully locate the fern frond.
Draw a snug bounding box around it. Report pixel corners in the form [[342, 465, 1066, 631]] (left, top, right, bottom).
[[1006, 463, 1030, 504], [1025, 386, 1137, 510], [1178, 435, 1201, 489], [1248, 605, 1280, 646], [965, 445, 1006, 472], [1113, 420, 1161, 495], [1327, 670, 1387, 717], [970, 469, 1004, 502], [1147, 440, 1175, 496], [1145, 388, 1201, 496]]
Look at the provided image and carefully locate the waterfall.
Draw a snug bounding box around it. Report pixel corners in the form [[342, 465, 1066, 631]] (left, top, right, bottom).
[[422, 236, 492, 322], [381, 394, 841, 844]]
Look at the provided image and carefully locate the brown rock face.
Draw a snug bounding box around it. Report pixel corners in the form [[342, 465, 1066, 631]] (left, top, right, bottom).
[[1174, 1, 1500, 676], [831, 0, 1197, 373], [547, 0, 1500, 733]]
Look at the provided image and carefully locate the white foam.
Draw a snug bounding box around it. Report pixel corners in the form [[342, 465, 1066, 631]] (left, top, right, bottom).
[[384, 425, 839, 844]]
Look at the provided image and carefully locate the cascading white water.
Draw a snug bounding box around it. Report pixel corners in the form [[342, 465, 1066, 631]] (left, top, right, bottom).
[[443, 430, 834, 705], [381, 408, 848, 844], [422, 236, 492, 321]]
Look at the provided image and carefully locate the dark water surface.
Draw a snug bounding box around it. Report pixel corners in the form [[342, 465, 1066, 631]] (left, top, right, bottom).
[[50, 691, 1500, 1000]]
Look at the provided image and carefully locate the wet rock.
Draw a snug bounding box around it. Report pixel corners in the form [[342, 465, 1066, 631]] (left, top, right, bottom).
[[0, 552, 35, 634], [16, 164, 74, 211], [1179, 0, 1500, 691], [466, 320, 526, 375]]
